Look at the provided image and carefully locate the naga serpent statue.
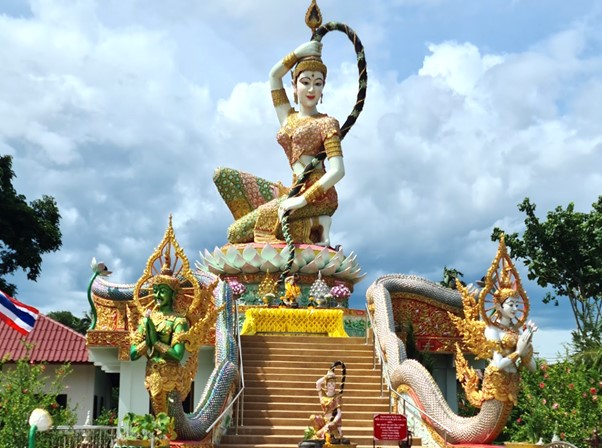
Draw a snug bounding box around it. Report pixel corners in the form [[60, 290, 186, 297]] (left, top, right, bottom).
[[88, 218, 239, 442], [366, 235, 537, 445]]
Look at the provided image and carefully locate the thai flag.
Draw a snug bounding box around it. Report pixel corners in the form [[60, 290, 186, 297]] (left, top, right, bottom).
[[0, 290, 40, 335]]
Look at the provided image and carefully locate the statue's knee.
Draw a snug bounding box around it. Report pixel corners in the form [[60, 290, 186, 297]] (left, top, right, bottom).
[[227, 223, 252, 244], [213, 167, 228, 183], [227, 224, 240, 243]]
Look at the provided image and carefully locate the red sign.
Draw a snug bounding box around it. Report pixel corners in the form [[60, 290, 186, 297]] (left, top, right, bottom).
[[373, 414, 408, 440]]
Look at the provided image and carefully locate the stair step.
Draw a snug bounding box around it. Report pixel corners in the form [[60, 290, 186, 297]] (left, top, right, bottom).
[[219, 445, 418, 448], [236, 416, 388, 427], [243, 353, 374, 363], [242, 346, 373, 355], [236, 406, 391, 418], [220, 434, 419, 447], [245, 365, 380, 374], [241, 335, 369, 345], [244, 377, 383, 385], [241, 393, 389, 404]]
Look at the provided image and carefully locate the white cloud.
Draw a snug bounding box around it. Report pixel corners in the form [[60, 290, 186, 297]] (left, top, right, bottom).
[[419, 42, 503, 95], [1, 0, 600, 349], [533, 328, 573, 362]]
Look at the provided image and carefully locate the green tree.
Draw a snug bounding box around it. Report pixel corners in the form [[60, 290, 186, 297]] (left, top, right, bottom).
[[47, 310, 92, 335], [0, 343, 76, 448], [492, 197, 602, 353], [0, 155, 62, 295], [440, 266, 466, 290]]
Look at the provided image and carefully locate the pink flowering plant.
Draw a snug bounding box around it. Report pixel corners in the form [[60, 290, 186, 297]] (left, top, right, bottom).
[[330, 283, 351, 300], [227, 278, 247, 298], [503, 356, 602, 446]]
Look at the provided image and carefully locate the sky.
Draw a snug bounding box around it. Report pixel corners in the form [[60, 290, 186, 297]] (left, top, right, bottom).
[[2, 0, 601, 361]]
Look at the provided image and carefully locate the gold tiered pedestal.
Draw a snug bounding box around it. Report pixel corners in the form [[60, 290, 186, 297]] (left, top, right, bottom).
[[240, 307, 348, 337]]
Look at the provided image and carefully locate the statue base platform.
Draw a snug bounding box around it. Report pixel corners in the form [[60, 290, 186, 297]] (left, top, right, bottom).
[[168, 440, 212, 448], [198, 243, 364, 307], [198, 243, 368, 336], [240, 307, 348, 337], [116, 440, 170, 447], [298, 441, 357, 448]]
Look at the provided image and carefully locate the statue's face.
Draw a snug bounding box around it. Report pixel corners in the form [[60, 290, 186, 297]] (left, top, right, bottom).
[[153, 283, 174, 309], [326, 379, 336, 396], [294, 70, 325, 109], [500, 297, 519, 320]]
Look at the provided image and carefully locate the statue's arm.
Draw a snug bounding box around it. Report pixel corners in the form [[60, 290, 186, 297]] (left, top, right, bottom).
[[316, 375, 325, 399], [489, 325, 537, 371], [517, 323, 537, 371], [146, 316, 158, 346], [491, 350, 516, 371], [278, 154, 345, 219], [154, 320, 189, 362], [129, 321, 147, 360], [485, 327, 519, 371], [314, 155, 345, 191]]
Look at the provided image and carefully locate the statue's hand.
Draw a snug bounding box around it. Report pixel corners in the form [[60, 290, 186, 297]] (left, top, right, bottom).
[[145, 317, 158, 346], [278, 196, 307, 220], [293, 41, 322, 59], [516, 321, 537, 356]]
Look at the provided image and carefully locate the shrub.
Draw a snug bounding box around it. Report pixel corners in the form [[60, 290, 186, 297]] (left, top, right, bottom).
[[0, 343, 77, 448], [502, 357, 602, 446]]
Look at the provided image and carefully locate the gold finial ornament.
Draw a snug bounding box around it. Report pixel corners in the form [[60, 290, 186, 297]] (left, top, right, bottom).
[[305, 0, 322, 34], [258, 270, 278, 305], [152, 246, 180, 293], [478, 234, 529, 331]]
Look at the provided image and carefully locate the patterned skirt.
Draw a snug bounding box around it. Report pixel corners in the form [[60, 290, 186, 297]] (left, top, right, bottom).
[[214, 167, 338, 244]]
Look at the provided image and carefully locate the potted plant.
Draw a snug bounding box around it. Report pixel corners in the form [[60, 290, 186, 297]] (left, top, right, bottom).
[[116, 412, 174, 447]]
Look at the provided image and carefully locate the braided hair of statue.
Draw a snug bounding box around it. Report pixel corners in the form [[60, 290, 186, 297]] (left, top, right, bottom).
[[279, 22, 367, 285], [328, 359, 347, 395]]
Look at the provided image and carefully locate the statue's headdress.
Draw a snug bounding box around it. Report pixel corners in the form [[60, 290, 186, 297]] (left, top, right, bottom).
[[133, 215, 202, 316], [152, 251, 180, 294], [492, 266, 518, 307], [292, 0, 327, 83], [478, 234, 530, 331], [293, 56, 327, 82], [325, 369, 337, 383]]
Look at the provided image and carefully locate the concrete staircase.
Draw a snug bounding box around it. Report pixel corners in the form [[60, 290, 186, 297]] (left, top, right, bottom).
[[219, 334, 414, 448]]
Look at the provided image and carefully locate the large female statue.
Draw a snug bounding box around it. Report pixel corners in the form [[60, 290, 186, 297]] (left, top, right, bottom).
[[214, 40, 343, 247]]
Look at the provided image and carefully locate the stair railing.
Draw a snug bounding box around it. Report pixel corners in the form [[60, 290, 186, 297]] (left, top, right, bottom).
[[364, 303, 451, 446], [205, 300, 246, 435]]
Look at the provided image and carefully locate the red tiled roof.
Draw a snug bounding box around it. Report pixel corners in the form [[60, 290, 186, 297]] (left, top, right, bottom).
[[0, 314, 89, 363]]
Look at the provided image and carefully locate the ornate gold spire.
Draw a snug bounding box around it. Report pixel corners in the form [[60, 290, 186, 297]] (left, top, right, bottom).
[[478, 234, 530, 331], [133, 215, 201, 316], [305, 0, 322, 34]]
